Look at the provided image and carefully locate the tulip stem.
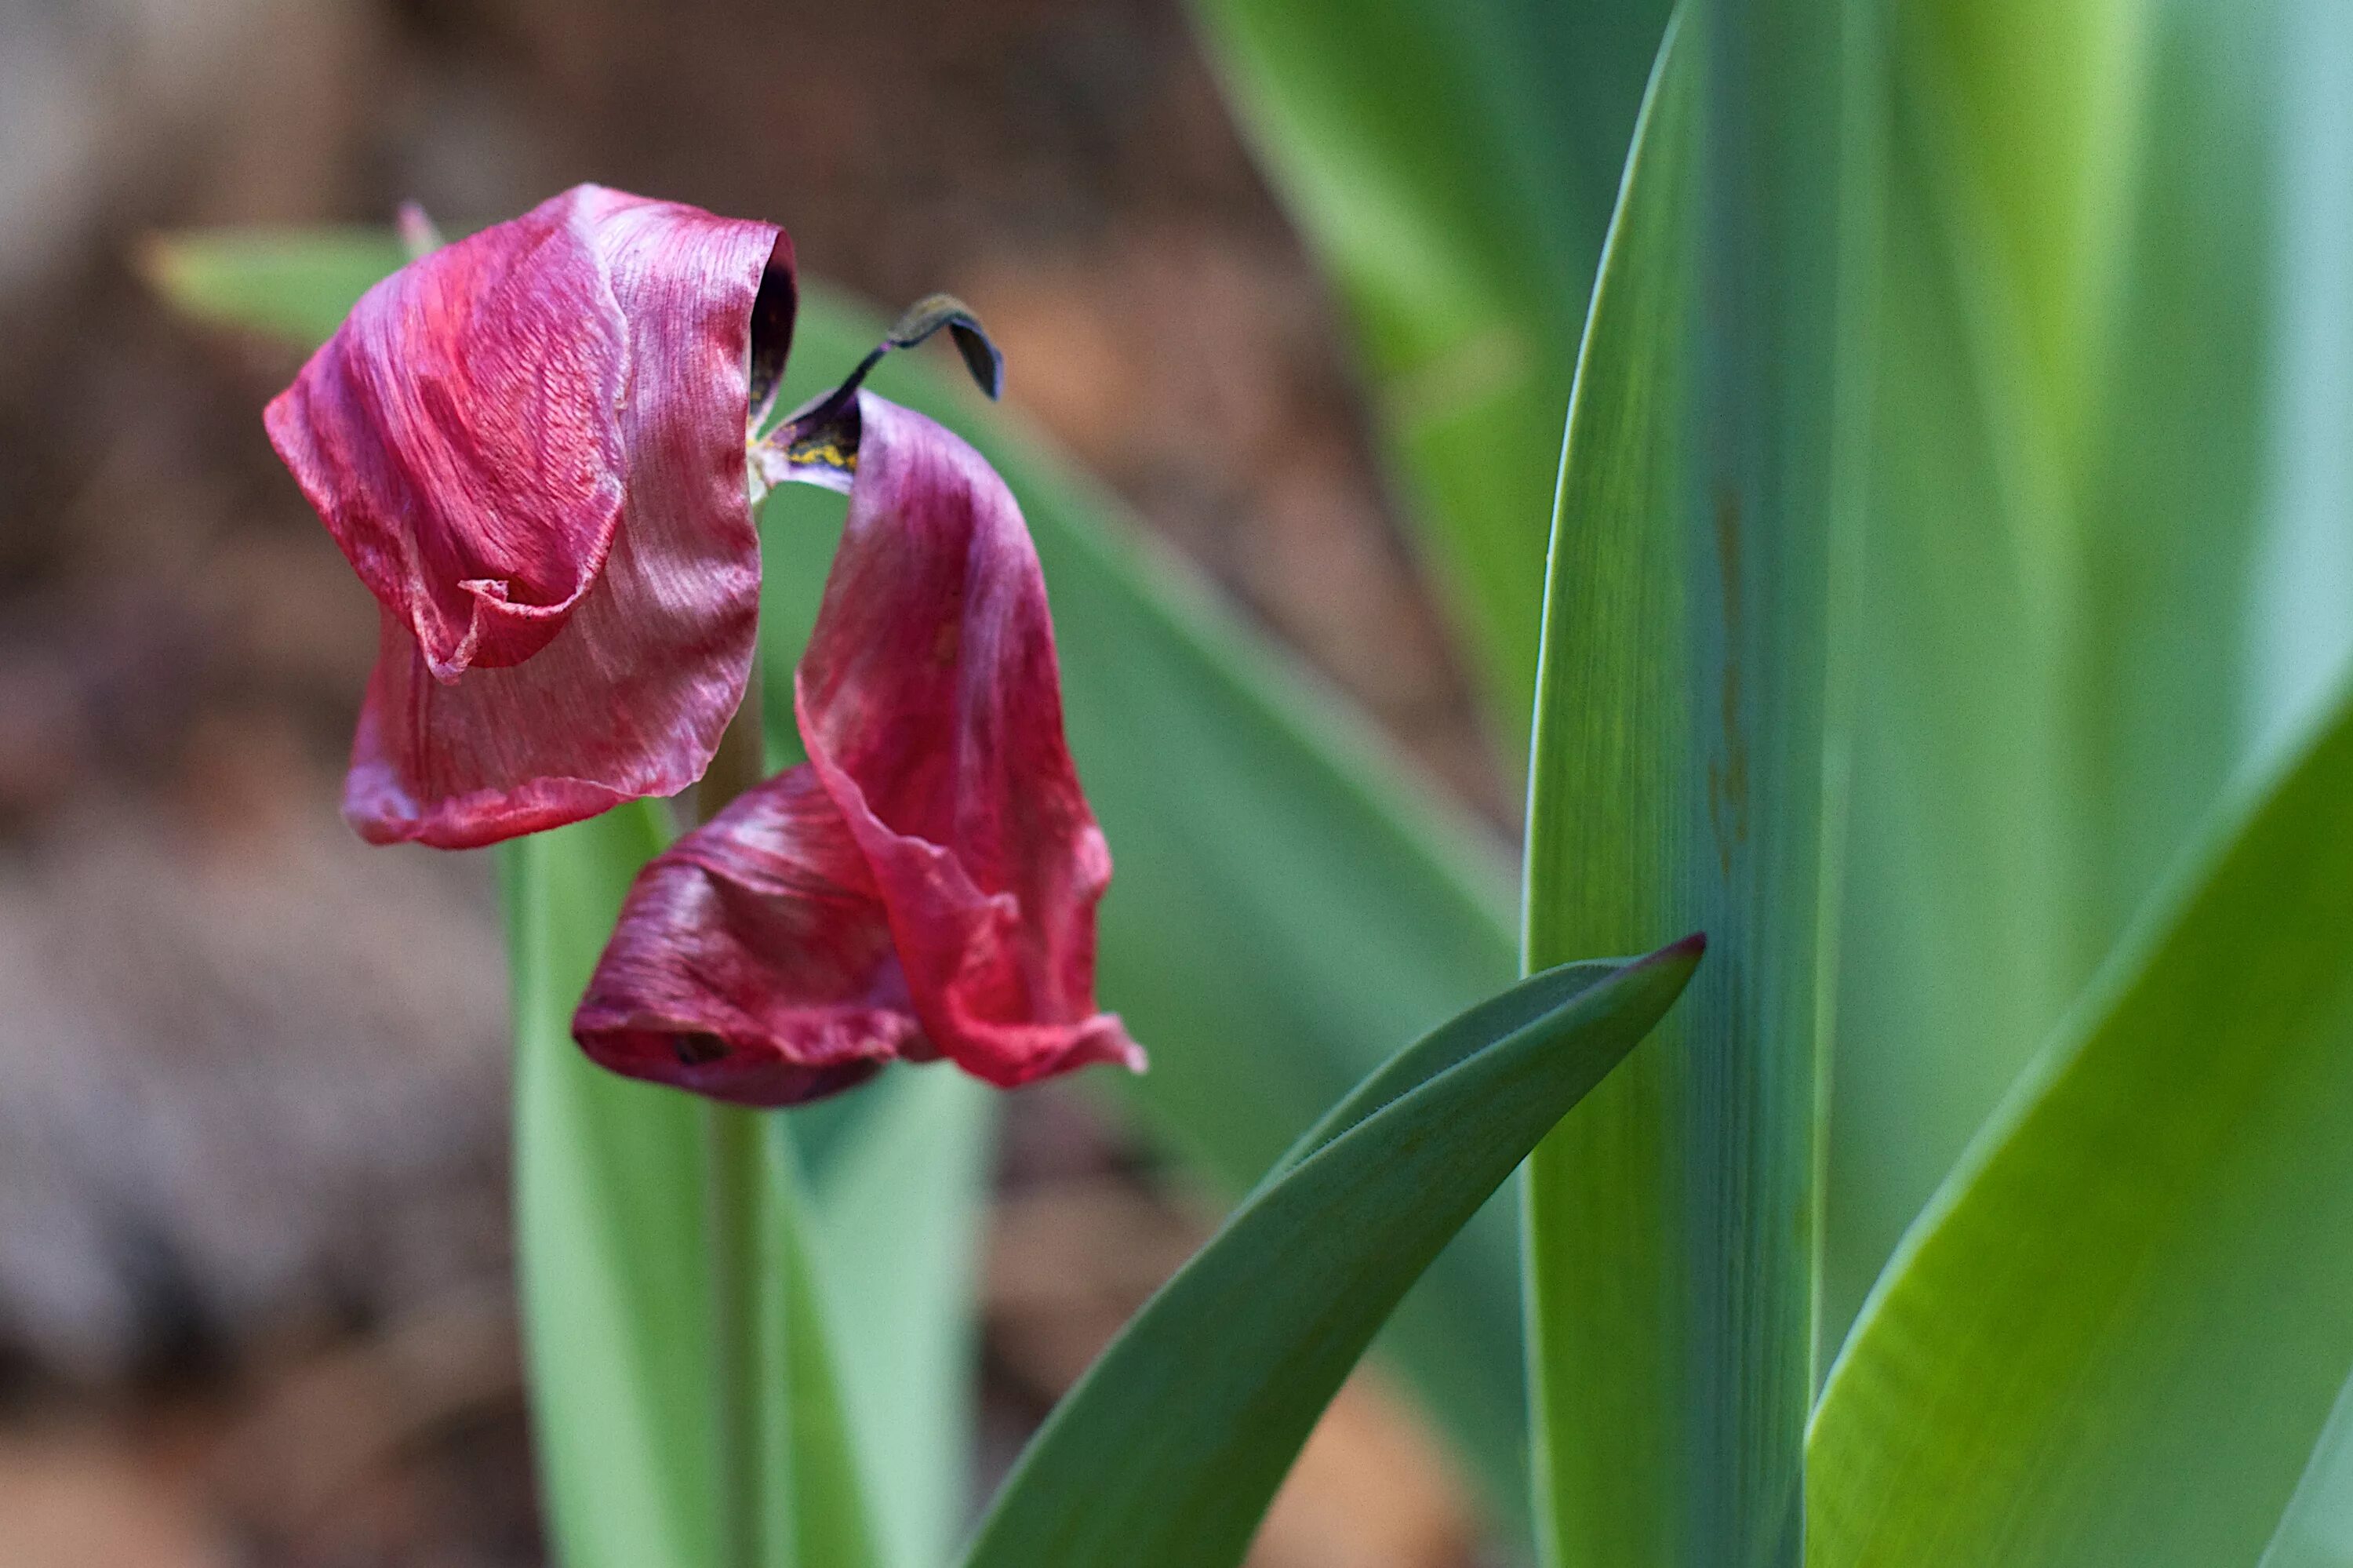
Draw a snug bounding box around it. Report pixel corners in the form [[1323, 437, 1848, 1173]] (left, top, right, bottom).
[[703, 667, 768, 1568]]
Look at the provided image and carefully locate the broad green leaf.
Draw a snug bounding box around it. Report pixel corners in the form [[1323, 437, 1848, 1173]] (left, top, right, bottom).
[[1188, 0, 1671, 745], [503, 810, 885, 1568], [1824, 0, 2299, 1347], [1521, 8, 1860, 1564], [960, 941, 1702, 1568], [147, 232, 1529, 1526], [1809, 677, 2353, 1567], [1818, 20, 2089, 1348]]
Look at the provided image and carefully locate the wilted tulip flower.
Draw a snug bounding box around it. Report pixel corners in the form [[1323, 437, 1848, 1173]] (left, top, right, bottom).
[[573, 362, 1145, 1104], [267, 184, 797, 847], [269, 180, 1135, 1103]]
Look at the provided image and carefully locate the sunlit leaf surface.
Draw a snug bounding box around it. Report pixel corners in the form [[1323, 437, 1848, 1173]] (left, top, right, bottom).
[[1810, 679, 2353, 1567]]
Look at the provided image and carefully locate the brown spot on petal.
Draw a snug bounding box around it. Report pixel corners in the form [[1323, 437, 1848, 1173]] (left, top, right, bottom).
[[671, 1031, 728, 1066]]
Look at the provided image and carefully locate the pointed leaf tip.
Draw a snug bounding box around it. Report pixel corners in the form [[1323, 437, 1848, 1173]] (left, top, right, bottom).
[[1657, 930, 1707, 965], [956, 939, 1693, 1568]]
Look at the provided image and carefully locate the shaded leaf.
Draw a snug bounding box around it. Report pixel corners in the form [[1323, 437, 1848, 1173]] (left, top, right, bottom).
[[1519, 8, 1860, 1563], [503, 806, 721, 1568], [503, 809, 885, 1568], [1824, 0, 2308, 1349]]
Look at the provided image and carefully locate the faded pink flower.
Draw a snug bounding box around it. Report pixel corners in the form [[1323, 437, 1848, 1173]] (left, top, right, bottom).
[[573, 391, 1144, 1103], [266, 184, 795, 847]]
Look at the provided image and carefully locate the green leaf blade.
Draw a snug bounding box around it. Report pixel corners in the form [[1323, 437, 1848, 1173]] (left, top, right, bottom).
[[1809, 681, 2353, 1567], [139, 227, 406, 348], [504, 806, 722, 1568], [1824, 0, 2307, 1361], [784, 1070, 992, 1568], [503, 808, 890, 1568], [960, 942, 1701, 1568], [1521, 5, 1860, 1562]]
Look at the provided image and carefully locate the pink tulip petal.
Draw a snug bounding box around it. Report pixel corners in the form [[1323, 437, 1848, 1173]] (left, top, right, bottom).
[[573, 391, 1140, 1101], [268, 185, 792, 847], [798, 393, 1141, 1087], [574, 769, 924, 1106]]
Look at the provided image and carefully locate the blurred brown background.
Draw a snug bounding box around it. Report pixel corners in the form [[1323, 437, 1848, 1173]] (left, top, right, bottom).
[[0, 0, 1501, 1563]]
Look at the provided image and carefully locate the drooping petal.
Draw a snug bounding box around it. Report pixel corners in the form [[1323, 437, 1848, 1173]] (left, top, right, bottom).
[[269, 184, 795, 847], [798, 392, 1140, 1087], [572, 391, 1140, 1101], [573, 769, 923, 1106], [269, 188, 628, 679]]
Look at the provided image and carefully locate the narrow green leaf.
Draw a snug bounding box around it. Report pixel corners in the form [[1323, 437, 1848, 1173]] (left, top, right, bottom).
[[1809, 678, 2353, 1566], [782, 1070, 992, 1568], [137, 227, 406, 347], [148, 231, 1530, 1527], [503, 808, 885, 1568], [760, 1134, 886, 1568], [960, 941, 1702, 1568], [1521, 5, 1861, 1563], [1817, 40, 2086, 1345], [1188, 0, 1670, 745], [503, 806, 718, 1568], [1249, 956, 1627, 1195]]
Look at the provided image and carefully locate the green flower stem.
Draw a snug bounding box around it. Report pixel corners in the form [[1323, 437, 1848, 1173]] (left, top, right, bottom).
[[702, 659, 768, 1568]]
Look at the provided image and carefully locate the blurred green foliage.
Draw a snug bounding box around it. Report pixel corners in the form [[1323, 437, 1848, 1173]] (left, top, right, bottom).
[[1191, 0, 1671, 751]]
